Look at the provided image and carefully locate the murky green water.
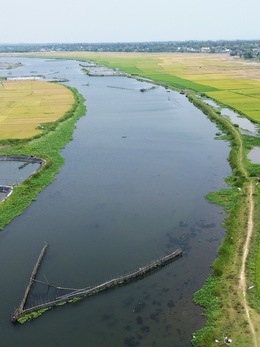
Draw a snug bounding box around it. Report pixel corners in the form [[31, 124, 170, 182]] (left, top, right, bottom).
[[0, 57, 231, 347]]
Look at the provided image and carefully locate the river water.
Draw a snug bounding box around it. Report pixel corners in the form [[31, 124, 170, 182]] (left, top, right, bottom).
[[0, 57, 231, 347]]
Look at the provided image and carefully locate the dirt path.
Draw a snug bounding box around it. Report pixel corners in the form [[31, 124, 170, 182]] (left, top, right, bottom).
[[239, 182, 258, 347]]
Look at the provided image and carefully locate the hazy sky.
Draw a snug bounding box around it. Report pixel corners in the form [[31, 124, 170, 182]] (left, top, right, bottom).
[[1, 0, 260, 43]]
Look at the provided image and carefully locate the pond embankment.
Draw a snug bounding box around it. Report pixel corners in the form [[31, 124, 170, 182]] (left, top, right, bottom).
[[0, 155, 44, 164]]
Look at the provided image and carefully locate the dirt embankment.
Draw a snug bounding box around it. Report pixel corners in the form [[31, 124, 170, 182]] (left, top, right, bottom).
[[239, 182, 258, 347]]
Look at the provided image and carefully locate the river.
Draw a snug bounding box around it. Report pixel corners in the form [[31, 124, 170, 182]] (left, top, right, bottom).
[[0, 57, 231, 347]]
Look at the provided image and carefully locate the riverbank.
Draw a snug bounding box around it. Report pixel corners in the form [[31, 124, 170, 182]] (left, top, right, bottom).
[[187, 94, 259, 346], [0, 86, 86, 230]]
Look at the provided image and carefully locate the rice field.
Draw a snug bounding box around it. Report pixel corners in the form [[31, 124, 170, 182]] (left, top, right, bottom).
[[206, 90, 260, 121], [0, 79, 74, 139], [34, 51, 260, 122]]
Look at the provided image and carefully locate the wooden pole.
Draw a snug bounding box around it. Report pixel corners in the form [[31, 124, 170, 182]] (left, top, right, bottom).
[[18, 243, 48, 312]]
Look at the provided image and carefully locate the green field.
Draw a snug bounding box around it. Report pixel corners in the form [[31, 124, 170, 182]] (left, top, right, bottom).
[[206, 90, 260, 121]]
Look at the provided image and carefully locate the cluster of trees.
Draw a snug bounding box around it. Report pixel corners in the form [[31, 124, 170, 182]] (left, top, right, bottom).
[[0, 40, 260, 59]]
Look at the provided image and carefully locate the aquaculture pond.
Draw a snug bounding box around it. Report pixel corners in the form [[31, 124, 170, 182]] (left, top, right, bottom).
[[0, 57, 231, 347], [0, 158, 42, 201], [0, 160, 41, 186]]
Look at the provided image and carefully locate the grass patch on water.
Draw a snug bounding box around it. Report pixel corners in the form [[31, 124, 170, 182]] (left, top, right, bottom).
[[206, 187, 238, 211], [18, 308, 51, 324]]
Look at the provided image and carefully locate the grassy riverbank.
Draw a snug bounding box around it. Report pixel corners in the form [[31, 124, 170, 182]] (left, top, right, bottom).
[[0, 85, 86, 230], [188, 95, 259, 346]]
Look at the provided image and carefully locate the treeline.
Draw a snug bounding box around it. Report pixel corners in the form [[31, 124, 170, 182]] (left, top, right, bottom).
[[1, 40, 260, 58]]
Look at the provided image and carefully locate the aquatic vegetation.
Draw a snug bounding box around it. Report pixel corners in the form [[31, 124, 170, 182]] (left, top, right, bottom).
[[56, 302, 67, 306], [68, 297, 81, 303], [17, 308, 50, 324], [192, 276, 219, 346], [206, 187, 238, 211]]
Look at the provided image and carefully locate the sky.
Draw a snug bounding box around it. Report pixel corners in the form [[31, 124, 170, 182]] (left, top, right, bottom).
[[1, 0, 260, 43]]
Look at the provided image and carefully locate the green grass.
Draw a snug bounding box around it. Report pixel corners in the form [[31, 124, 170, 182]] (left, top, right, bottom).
[[192, 275, 220, 346], [187, 93, 257, 346], [193, 183, 254, 346], [140, 73, 218, 92], [246, 180, 260, 314], [18, 308, 50, 324], [206, 187, 238, 211], [206, 90, 260, 122]]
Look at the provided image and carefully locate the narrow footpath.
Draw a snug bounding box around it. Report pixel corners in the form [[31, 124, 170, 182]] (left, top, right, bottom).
[[239, 182, 258, 347]]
